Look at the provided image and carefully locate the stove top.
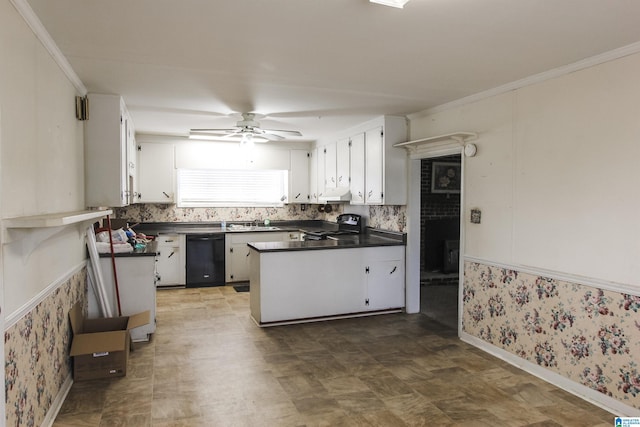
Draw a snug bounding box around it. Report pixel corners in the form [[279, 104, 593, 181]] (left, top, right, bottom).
[[302, 229, 357, 240], [302, 214, 364, 240]]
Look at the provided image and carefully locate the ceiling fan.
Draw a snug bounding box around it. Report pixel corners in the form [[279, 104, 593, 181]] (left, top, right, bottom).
[[189, 113, 302, 143]]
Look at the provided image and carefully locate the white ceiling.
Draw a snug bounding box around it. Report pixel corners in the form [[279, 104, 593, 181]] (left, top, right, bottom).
[[25, 0, 640, 142]]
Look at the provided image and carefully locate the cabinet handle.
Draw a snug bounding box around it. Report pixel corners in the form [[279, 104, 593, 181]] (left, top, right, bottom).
[[167, 252, 175, 259], [368, 190, 373, 197], [246, 252, 250, 257], [163, 191, 170, 198], [390, 266, 397, 274], [295, 193, 301, 199]]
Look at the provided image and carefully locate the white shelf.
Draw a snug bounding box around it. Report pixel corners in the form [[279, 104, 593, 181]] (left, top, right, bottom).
[[4, 209, 112, 229], [3, 209, 112, 258], [394, 132, 478, 148]]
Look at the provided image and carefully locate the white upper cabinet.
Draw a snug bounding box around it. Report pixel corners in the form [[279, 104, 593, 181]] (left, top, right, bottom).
[[349, 132, 366, 205], [374, 116, 408, 205], [309, 147, 319, 203], [137, 142, 175, 203], [289, 149, 310, 204], [336, 138, 350, 188], [315, 115, 407, 206], [364, 127, 384, 205], [85, 93, 136, 207], [323, 142, 337, 189]]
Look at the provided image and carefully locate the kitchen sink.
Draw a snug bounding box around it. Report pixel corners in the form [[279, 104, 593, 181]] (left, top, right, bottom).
[[227, 224, 280, 231]]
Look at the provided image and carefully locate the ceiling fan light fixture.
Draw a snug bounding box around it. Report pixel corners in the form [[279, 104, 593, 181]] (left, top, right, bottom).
[[369, 0, 409, 8]]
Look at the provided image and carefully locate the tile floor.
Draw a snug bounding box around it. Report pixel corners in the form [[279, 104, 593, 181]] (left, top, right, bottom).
[[53, 286, 615, 426]]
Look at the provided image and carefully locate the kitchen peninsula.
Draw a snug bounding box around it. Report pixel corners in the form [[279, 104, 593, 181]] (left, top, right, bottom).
[[248, 228, 406, 326]]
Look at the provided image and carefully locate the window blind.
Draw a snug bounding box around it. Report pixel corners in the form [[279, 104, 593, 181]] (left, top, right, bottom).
[[177, 169, 289, 207]]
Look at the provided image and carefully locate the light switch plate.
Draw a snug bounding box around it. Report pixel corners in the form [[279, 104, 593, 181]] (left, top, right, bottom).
[[470, 208, 481, 224]]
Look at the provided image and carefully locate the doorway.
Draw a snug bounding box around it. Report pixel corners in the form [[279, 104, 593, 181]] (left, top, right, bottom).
[[419, 154, 461, 330]]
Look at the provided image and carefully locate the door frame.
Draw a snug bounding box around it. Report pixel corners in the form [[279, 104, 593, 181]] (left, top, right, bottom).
[[405, 144, 466, 334]]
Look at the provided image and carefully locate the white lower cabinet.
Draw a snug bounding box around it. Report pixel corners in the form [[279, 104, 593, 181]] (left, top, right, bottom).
[[155, 234, 185, 286], [226, 232, 300, 282], [250, 245, 405, 325], [364, 252, 405, 311], [95, 256, 157, 341]]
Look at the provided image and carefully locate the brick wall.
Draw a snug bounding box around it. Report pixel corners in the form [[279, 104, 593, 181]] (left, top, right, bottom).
[[421, 155, 461, 271]]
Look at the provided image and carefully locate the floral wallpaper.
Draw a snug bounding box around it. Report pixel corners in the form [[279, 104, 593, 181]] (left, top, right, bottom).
[[368, 205, 406, 233], [463, 261, 640, 409], [114, 203, 407, 233], [115, 203, 322, 223], [5, 269, 86, 427]]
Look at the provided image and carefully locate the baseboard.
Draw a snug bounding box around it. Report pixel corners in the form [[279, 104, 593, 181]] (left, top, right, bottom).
[[460, 331, 640, 417], [40, 374, 73, 427]]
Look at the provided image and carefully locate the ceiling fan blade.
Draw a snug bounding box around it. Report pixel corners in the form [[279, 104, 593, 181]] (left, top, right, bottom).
[[190, 128, 238, 133], [261, 132, 285, 141], [220, 131, 242, 139], [262, 129, 303, 136]]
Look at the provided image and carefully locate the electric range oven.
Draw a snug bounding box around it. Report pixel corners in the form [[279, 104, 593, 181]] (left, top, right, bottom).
[[302, 214, 364, 241]]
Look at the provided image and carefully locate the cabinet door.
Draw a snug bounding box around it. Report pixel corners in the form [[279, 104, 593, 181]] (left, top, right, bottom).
[[336, 138, 350, 188], [228, 243, 251, 282], [289, 150, 310, 203], [349, 133, 365, 205], [366, 258, 405, 311], [85, 93, 129, 207], [156, 234, 184, 286], [365, 127, 384, 205], [125, 112, 137, 204], [137, 143, 175, 203], [309, 148, 319, 203], [97, 257, 156, 341], [226, 232, 290, 282], [323, 142, 337, 189]]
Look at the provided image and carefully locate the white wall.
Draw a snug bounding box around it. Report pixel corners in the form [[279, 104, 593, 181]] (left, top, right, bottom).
[[410, 51, 640, 287], [1, 0, 86, 315]]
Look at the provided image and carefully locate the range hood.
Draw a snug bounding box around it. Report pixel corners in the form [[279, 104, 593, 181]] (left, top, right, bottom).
[[318, 187, 351, 202]]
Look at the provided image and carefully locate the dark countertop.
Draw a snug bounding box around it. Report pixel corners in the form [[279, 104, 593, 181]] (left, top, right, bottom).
[[248, 229, 405, 253], [131, 220, 405, 252]]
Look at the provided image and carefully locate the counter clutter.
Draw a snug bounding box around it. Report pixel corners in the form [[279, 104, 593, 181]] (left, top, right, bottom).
[[88, 222, 158, 343]]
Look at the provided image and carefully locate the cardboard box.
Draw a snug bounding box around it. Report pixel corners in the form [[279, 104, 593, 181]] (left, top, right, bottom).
[[69, 303, 150, 381]]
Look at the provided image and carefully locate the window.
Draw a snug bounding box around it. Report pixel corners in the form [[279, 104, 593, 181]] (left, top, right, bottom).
[[177, 169, 289, 207]]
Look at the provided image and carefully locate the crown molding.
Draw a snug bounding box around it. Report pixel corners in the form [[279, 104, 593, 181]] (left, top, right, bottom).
[[409, 40, 640, 120], [10, 0, 87, 95]]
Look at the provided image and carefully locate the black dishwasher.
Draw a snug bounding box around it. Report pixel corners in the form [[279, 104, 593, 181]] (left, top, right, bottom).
[[186, 234, 226, 287]]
